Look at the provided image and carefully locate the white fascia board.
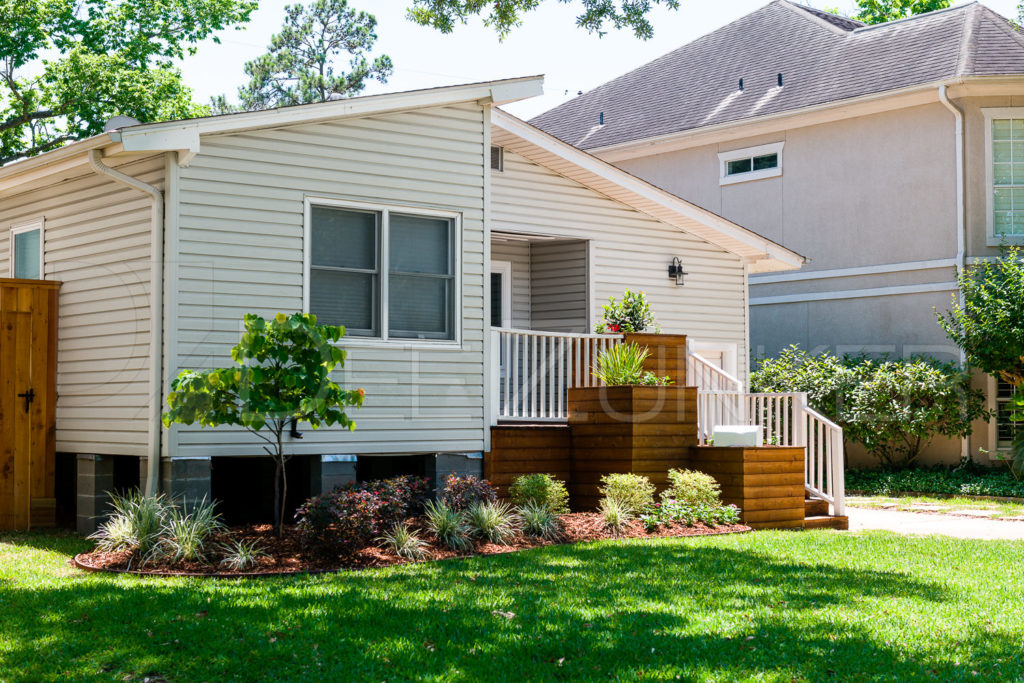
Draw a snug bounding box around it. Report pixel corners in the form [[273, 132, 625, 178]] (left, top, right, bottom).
[[121, 76, 545, 141], [113, 126, 201, 167], [491, 109, 805, 270], [0, 134, 117, 190]]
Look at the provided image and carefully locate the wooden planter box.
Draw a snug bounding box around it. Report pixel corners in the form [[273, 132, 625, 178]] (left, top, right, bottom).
[[687, 446, 805, 530], [568, 384, 697, 509]]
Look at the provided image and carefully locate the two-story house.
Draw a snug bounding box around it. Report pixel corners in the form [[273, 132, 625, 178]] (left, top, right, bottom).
[[532, 0, 1024, 466]]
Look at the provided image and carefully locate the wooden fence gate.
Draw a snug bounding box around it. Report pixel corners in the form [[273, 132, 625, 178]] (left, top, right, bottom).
[[0, 279, 59, 530]]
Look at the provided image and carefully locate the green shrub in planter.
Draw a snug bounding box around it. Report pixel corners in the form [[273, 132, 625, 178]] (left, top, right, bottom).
[[598, 473, 655, 514], [423, 499, 472, 551], [518, 501, 561, 540], [509, 473, 569, 513], [661, 469, 721, 506], [465, 500, 520, 545]]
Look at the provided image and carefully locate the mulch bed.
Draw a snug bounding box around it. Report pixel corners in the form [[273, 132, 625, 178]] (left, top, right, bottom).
[[72, 513, 750, 578]]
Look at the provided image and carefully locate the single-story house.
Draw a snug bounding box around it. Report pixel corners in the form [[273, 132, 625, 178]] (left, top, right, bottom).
[[0, 76, 803, 532]]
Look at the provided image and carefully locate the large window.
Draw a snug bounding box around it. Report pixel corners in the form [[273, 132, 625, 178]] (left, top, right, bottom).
[[718, 142, 784, 186], [986, 109, 1024, 243], [10, 221, 42, 280], [307, 202, 458, 341]]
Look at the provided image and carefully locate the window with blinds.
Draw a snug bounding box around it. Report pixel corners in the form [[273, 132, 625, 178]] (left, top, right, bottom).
[[309, 204, 456, 341], [992, 118, 1024, 238]]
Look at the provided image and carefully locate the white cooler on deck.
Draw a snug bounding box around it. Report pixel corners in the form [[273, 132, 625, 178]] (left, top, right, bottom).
[[711, 425, 762, 447]]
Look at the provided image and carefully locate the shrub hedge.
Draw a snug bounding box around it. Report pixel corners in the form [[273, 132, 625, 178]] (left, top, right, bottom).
[[847, 466, 1024, 499]]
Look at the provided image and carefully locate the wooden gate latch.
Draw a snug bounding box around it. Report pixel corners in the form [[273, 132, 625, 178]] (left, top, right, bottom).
[[17, 388, 34, 413]]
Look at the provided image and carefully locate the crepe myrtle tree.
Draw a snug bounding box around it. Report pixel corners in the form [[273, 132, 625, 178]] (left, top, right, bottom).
[[163, 313, 365, 535], [939, 246, 1024, 477]]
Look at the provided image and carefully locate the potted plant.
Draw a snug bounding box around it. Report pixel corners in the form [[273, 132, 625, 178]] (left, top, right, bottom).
[[568, 343, 696, 509], [592, 289, 687, 385]]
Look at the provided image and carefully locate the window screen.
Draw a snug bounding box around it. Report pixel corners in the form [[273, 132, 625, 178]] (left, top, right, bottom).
[[490, 145, 504, 172], [309, 207, 380, 335], [993, 119, 1024, 237], [996, 379, 1020, 448], [13, 228, 40, 279]]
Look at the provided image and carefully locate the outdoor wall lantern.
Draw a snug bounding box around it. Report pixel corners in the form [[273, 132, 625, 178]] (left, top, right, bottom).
[[668, 256, 688, 286]]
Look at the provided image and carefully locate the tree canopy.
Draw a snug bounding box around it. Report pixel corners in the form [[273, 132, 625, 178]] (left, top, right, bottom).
[[215, 0, 392, 113], [0, 0, 256, 166], [407, 0, 681, 40], [850, 0, 951, 25]]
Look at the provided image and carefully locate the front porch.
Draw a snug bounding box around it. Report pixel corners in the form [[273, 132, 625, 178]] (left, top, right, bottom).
[[485, 325, 846, 527]]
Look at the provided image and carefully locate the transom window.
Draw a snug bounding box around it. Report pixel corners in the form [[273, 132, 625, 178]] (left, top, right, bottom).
[[10, 221, 42, 280], [718, 142, 784, 186], [307, 202, 458, 341], [992, 117, 1024, 239]]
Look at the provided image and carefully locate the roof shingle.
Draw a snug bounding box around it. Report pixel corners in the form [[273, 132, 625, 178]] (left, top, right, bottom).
[[530, 1, 1024, 150]]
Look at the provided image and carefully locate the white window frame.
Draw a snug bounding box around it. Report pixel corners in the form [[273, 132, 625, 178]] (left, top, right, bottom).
[[987, 375, 1020, 455], [718, 142, 784, 186], [983, 108, 1024, 246], [9, 219, 44, 280], [489, 260, 512, 328], [303, 197, 463, 348]]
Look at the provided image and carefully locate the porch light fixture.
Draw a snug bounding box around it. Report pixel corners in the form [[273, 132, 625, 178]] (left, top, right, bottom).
[[668, 257, 688, 286]]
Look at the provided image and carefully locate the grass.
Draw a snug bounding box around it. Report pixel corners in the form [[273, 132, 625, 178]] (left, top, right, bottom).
[[2, 531, 1024, 682], [848, 494, 1024, 519]]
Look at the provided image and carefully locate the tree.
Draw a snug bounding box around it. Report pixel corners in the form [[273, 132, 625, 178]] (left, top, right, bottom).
[[939, 246, 1024, 477], [752, 346, 989, 468], [0, 0, 255, 166], [852, 0, 951, 25], [163, 313, 365, 535], [407, 0, 681, 40], [217, 0, 392, 113]]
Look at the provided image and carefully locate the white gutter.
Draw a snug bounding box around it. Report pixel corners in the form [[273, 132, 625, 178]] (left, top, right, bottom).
[[87, 150, 165, 496], [938, 83, 970, 461]]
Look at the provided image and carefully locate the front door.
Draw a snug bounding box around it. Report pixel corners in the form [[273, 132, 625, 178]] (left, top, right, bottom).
[[490, 261, 512, 328]]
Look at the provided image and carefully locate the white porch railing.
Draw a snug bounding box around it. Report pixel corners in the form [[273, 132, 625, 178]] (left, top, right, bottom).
[[491, 328, 622, 422], [696, 390, 845, 516], [687, 352, 743, 392]]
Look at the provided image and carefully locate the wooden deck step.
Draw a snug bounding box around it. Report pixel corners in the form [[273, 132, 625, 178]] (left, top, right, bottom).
[[804, 497, 829, 517], [804, 515, 849, 530]]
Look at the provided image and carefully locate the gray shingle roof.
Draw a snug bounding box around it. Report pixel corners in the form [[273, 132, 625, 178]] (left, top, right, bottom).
[[530, 1, 1024, 150]]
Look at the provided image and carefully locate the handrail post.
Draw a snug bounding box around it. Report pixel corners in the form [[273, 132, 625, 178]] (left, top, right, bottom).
[[832, 426, 845, 516], [489, 330, 500, 426], [795, 393, 808, 446]]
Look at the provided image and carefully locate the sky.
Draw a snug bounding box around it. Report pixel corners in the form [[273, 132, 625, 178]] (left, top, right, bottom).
[[179, 0, 1022, 121]]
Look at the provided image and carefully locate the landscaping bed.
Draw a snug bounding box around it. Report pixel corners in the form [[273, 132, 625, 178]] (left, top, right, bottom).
[[73, 514, 750, 577]]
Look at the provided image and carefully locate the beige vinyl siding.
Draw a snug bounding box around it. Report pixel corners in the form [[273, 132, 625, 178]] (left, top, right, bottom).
[[531, 239, 588, 332], [0, 156, 162, 456], [171, 103, 487, 457], [490, 239, 530, 327], [492, 149, 749, 378]]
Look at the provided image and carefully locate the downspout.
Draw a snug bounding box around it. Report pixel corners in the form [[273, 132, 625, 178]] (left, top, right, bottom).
[[87, 150, 165, 495], [938, 84, 970, 461]]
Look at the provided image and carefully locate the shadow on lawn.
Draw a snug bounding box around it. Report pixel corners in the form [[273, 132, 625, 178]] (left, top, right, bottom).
[[1, 539, 1017, 681], [0, 530, 91, 555]]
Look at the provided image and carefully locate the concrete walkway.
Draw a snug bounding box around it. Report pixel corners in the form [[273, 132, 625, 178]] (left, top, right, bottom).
[[848, 507, 1024, 541]]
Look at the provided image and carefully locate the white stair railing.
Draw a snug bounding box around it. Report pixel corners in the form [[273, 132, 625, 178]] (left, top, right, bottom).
[[492, 328, 622, 422], [696, 390, 845, 516], [687, 352, 743, 392]]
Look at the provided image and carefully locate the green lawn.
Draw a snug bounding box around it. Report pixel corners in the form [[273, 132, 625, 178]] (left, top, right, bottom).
[[849, 494, 1024, 519], [2, 531, 1023, 682]]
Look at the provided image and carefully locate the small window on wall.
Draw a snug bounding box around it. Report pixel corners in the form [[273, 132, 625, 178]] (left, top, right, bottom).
[[307, 202, 458, 342], [718, 142, 784, 186], [996, 379, 1020, 449], [10, 221, 42, 280], [490, 145, 504, 172]]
